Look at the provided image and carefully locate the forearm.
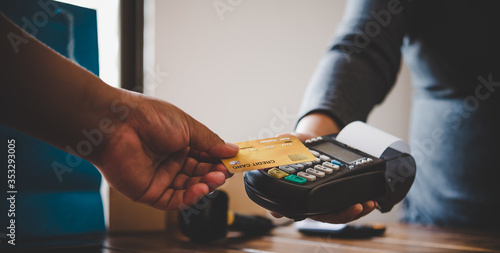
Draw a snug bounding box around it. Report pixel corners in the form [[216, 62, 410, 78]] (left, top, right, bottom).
[[296, 113, 340, 136], [297, 0, 409, 127], [0, 13, 128, 158]]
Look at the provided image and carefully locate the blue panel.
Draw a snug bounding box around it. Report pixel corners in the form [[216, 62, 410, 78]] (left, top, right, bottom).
[[0, 0, 105, 249], [0, 0, 99, 75]]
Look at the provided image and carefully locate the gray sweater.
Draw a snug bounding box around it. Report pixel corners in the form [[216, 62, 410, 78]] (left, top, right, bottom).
[[298, 0, 500, 230]]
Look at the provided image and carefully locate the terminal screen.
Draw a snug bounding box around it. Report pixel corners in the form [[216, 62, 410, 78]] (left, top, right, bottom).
[[314, 142, 364, 163]]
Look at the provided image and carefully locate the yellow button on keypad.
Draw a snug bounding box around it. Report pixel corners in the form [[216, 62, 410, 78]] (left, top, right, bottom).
[[268, 168, 289, 179]]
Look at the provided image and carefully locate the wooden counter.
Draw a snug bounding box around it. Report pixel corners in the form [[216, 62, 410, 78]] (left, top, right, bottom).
[[103, 223, 500, 253]]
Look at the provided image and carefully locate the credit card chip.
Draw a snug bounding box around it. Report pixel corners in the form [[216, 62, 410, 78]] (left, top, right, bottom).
[[289, 153, 309, 162]]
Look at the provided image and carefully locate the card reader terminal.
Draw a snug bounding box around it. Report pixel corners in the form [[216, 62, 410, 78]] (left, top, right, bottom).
[[243, 134, 416, 220]]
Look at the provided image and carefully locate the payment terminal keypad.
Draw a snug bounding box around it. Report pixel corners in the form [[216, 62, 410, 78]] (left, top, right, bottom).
[[264, 138, 374, 185]]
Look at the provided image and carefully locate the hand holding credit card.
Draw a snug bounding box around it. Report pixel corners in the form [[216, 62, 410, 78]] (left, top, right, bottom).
[[221, 135, 316, 173]]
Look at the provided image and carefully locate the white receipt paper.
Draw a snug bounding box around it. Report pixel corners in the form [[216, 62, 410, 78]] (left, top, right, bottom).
[[336, 121, 410, 158]]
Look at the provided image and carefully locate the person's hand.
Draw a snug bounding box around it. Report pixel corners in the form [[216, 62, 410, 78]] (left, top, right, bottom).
[[270, 132, 378, 223], [91, 93, 239, 210], [0, 13, 237, 211]]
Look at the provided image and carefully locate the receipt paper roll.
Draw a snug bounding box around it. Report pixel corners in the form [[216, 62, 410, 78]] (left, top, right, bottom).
[[336, 121, 410, 158]]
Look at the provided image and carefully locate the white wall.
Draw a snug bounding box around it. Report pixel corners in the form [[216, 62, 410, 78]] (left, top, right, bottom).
[[154, 0, 412, 223]]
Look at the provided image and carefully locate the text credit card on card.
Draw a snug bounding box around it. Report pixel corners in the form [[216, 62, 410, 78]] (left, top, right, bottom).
[[221, 135, 316, 173]]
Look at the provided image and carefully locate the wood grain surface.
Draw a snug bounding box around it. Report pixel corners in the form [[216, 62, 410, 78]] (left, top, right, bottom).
[[103, 223, 500, 253]]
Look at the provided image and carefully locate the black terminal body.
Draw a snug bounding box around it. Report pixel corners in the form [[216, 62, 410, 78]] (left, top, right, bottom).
[[244, 134, 416, 220]]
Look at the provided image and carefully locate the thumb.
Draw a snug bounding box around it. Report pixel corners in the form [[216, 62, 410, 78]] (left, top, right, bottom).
[[186, 116, 239, 158]]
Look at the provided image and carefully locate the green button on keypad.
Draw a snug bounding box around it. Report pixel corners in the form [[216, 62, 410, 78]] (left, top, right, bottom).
[[285, 174, 306, 185]]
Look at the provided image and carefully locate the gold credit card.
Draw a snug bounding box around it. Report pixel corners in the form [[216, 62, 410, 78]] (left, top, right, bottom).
[[221, 135, 316, 173]]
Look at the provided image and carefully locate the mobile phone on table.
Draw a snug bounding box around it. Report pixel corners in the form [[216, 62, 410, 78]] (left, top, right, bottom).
[[294, 219, 386, 238]]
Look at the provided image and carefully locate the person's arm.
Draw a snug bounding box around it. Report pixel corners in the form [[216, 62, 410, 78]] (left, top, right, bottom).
[[297, 0, 410, 133], [0, 13, 238, 209], [291, 0, 411, 223], [0, 12, 118, 152], [296, 113, 341, 137]]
